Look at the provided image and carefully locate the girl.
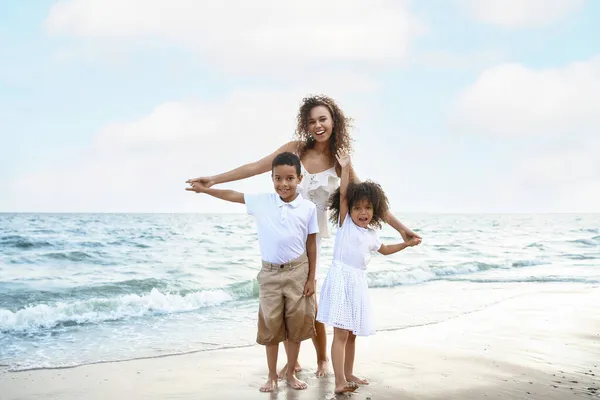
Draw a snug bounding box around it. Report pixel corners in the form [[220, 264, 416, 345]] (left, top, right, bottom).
[[186, 95, 421, 377], [316, 149, 421, 394]]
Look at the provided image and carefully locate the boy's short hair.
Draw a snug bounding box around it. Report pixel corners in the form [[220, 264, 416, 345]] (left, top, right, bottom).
[[272, 152, 302, 176]]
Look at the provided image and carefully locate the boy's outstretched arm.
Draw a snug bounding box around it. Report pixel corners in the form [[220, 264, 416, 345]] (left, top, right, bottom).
[[186, 184, 245, 204]]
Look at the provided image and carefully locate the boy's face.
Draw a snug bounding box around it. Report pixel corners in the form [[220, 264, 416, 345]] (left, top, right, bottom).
[[272, 165, 302, 202], [350, 198, 374, 228]]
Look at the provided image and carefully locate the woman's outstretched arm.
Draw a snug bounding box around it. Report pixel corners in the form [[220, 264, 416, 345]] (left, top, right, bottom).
[[186, 141, 299, 187]]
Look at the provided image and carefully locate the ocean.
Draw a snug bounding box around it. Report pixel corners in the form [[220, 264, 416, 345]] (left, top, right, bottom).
[[1, 213, 599, 372]]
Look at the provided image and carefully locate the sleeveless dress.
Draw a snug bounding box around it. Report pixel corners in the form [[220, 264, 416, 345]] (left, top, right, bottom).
[[316, 213, 381, 336], [296, 161, 340, 273]]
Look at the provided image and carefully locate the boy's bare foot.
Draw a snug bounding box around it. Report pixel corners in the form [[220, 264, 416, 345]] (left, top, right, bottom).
[[334, 381, 358, 394], [259, 376, 278, 392], [346, 374, 369, 385], [277, 362, 302, 380], [316, 359, 330, 377], [286, 375, 308, 390]]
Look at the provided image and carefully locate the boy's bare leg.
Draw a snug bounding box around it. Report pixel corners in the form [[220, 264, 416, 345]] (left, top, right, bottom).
[[259, 344, 279, 392], [344, 332, 368, 384], [285, 340, 308, 390], [277, 340, 302, 379], [332, 328, 357, 394]]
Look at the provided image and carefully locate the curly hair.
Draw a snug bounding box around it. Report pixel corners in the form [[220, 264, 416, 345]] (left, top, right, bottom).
[[328, 181, 389, 229], [294, 95, 353, 160]]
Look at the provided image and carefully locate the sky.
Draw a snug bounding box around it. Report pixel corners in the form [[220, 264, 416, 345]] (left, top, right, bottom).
[[1, 0, 599, 214]]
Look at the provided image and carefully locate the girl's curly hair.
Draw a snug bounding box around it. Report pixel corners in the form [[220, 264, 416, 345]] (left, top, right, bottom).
[[295, 95, 353, 160], [328, 181, 390, 229]]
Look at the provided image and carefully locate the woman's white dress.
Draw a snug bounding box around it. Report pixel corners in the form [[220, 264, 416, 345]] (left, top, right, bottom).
[[296, 162, 339, 272]]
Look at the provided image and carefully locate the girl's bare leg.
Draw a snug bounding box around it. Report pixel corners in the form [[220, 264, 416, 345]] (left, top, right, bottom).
[[344, 332, 368, 384], [332, 328, 357, 394]]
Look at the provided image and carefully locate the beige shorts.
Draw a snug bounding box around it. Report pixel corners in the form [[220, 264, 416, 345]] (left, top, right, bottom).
[[256, 253, 316, 346]]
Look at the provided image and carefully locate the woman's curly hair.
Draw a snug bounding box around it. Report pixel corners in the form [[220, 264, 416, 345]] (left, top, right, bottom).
[[295, 95, 353, 160], [328, 181, 390, 229]]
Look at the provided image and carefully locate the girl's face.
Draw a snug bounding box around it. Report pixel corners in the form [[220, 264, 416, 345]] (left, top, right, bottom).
[[350, 199, 374, 228], [307, 105, 334, 144]]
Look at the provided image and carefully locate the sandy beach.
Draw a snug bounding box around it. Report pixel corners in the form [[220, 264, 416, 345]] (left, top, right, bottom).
[[2, 284, 598, 400]]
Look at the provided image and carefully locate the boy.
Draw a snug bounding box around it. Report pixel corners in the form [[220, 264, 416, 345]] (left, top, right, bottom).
[[186, 152, 318, 392]]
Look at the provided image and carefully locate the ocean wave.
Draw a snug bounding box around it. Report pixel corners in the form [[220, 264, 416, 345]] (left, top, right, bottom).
[[43, 251, 94, 262], [0, 280, 258, 333], [0, 235, 55, 250], [444, 276, 599, 284], [367, 259, 548, 288], [511, 259, 550, 267], [563, 254, 598, 260], [569, 238, 600, 246]]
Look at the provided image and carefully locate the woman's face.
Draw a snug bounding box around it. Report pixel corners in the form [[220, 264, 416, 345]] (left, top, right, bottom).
[[307, 105, 334, 143]]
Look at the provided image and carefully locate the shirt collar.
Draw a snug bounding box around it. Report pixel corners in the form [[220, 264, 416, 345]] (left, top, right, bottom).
[[276, 193, 304, 208]]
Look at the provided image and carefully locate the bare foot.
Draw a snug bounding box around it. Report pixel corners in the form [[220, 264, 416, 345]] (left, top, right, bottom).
[[277, 362, 301, 380], [346, 374, 369, 385], [334, 381, 358, 394], [259, 376, 278, 392], [316, 359, 330, 377], [286, 375, 308, 390]]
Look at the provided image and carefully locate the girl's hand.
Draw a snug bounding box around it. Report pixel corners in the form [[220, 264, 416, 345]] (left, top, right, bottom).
[[186, 176, 215, 188], [335, 148, 351, 168]]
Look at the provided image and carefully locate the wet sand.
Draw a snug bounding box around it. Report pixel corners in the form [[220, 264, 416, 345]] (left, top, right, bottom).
[[1, 286, 598, 399]]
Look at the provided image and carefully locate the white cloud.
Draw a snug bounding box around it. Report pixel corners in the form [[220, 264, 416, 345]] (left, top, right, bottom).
[[45, 0, 426, 71], [456, 0, 585, 28], [452, 56, 600, 136], [515, 140, 600, 212], [410, 49, 507, 71], [450, 56, 600, 213]]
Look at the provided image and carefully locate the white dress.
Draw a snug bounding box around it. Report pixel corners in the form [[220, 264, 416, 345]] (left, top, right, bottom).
[[316, 213, 382, 336], [296, 162, 340, 273]]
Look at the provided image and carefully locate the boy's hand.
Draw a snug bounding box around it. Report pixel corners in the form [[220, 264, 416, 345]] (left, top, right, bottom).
[[185, 181, 207, 193], [186, 176, 215, 188], [303, 279, 315, 297], [406, 237, 422, 247], [335, 148, 351, 168]]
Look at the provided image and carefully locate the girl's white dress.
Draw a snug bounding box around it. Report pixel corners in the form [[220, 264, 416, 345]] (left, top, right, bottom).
[[316, 213, 381, 336]]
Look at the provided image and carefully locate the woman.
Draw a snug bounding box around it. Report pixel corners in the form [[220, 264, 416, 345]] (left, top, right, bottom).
[[187, 95, 421, 377]]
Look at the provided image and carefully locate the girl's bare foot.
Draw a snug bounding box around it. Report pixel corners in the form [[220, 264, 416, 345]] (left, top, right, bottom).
[[316, 359, 330, 377], [346, 374, 369, 385], [259, 375, 278, 392], [334, 381, 358, 394], [277, 362, 302, 380], [286, 375, 308, 390]]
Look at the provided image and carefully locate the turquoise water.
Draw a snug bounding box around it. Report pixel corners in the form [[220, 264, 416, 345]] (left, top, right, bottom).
[[1, 213, 599, 371]]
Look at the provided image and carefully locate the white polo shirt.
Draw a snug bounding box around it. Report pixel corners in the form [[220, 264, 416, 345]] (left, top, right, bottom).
[[245, 193, 319, 264]]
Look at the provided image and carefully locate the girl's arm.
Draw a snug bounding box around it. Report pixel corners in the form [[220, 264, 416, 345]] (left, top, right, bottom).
[[187, 141, 299, 186], [378, 236, 420, 255], [378, 242, 409, 256], [343, 166, 421, 241], [336, 150, 351, 226]]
